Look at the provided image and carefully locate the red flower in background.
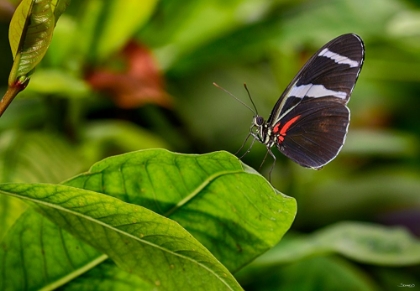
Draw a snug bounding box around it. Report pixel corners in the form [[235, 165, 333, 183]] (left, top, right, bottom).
[[86, 42, 172, 109]]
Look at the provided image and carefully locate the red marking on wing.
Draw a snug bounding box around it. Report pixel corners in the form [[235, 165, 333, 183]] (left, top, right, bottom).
[[278, 115, 301, 143], [273, 123, 281, 134]]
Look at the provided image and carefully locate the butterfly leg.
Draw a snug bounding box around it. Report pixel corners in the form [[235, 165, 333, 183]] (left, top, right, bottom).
[[236, 131, 252, 156], [238, 135, 258, 159], [259, 148, 276, 182]]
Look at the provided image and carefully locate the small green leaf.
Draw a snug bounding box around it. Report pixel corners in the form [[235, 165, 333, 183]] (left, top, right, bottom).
[[51, 0, 71, 24], [253, 222, 420, 266], [25, 69, 90, 97], [319, 222, 420, 266], [8, 0, 55, 85], [0, 183, 243, 291], [64, 149, 297, 271], [80, 120, 169, 164]]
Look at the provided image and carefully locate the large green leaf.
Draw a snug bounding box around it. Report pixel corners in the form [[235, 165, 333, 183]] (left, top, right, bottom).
[[0, 150, 296, 289], [0, 183, 243, 291], [0, 209, 105, 291], [63, 149, 297, 271], [252, 222, 420, 266], [0, 195, 27, 241], [1, 208, 156, 290], [0, 130, 86, 239], [60, 260, 157, 290]]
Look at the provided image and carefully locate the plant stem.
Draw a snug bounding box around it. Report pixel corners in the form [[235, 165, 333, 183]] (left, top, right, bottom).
[[0, 80, 28, 117]]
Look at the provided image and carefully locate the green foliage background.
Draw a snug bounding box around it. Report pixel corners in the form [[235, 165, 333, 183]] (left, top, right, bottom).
[[1, 0, 420, 290]]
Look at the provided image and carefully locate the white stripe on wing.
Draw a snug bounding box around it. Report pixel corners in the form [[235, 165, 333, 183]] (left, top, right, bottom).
[[318, 48, 359, 68], [289, 83, 347, 99]]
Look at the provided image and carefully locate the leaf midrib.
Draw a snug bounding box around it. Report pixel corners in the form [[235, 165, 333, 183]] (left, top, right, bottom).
[[0, 186, 237, 291], [163, 169, 244, 217]]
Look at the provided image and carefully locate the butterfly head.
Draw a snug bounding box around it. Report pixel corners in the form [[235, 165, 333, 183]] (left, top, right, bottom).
[[253, 115, 264, 127], [252, 115, 270, 144]]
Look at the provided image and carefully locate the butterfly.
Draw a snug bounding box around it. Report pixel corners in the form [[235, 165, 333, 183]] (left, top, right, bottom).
[[235, 34, 365, 177]]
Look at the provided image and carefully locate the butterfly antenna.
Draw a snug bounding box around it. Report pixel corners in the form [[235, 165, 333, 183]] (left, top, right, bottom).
[[213, 82, 256, 115], [243, 83, 259, 116]]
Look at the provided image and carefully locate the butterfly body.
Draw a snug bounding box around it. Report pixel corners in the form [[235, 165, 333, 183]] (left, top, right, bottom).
[[250, 33, 365, 169]]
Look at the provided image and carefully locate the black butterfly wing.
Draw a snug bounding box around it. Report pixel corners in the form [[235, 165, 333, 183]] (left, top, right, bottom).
[[267, 33, 364, 127], [275, 97, 349, 168]]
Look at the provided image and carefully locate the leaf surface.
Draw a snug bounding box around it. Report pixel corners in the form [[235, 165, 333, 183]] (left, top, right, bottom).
[[64, 149, 297, 271], [0, 209, 104, 291], [0, 183, 243, 290]]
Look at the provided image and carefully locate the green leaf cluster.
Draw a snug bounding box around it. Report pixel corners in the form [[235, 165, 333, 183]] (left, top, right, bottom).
[[0, 149, 297, 290], [0, 0, 419, 290]]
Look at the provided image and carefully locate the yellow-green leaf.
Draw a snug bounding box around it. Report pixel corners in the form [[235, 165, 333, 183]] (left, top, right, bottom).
[[8, 0, 55, 85]]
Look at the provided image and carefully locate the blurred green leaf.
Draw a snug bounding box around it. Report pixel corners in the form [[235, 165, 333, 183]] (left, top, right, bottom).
[[279, 0, 404, 43], [44, 14, 76, 67], [95, 0, 158, 61], [80, 120, 169, 164], [64, 149, 297, 271], [362, 59, 420, 82], [143, 0, 281, 70], [387, 10, 420, 38], [295, 169, 420, 227], [344, 129, 418, 157], [71, 0, 158, 64], [0, 183, 243, 291], [0, 130, 86, 183], [239, 256, 379, 291], [253, 222, 420, 266], [26, 69, 90, 97], [0, 98, 46, 130]]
